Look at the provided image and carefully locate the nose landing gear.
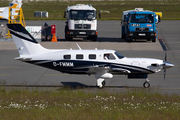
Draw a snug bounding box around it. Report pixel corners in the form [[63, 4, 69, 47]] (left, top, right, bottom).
[[143, 78, 150, 88]]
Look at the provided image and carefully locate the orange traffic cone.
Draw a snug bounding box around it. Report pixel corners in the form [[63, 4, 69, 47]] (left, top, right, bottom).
[[51, 33, 57, 42]]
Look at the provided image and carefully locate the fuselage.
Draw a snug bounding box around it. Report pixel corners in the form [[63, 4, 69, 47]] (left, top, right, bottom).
[[24, 49, 164, 75]]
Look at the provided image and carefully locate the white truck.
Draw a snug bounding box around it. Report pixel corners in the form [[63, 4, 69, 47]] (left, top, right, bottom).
[[64, 4, 98, 41]]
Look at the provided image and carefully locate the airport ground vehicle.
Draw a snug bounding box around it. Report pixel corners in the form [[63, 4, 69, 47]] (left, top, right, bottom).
[[121, 8, 162, 42], [64, 4, 98, 41]]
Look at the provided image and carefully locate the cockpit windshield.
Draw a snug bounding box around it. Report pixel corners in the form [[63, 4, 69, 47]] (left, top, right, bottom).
[[114, 51, 125, 59], [130, 14, 154, 23], [69, 10, 96, 20]]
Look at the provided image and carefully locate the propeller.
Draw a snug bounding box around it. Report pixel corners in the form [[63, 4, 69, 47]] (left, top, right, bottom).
[[163, 51, 167, 79]]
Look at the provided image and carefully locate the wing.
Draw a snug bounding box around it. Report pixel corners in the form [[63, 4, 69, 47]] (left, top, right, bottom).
[[86, 65, 110, 74], [112, 68, 131, 74], [86, 65, 131, 75]]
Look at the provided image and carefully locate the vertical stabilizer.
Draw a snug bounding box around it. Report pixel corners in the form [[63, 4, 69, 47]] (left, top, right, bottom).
[[7, 24, 49, 56], [0, 0, 23, 20]]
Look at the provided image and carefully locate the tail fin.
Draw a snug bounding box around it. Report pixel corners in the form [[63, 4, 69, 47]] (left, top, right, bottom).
[[10, 0, 23, 20], [0, 0, 22, 20], [0, 7, 9, 19], [10, 0, 23, 8], [7, 24, 48, 56]]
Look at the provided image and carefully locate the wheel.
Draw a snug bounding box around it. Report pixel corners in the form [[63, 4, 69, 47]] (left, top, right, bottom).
[[65, 27, 72, 41], [102, 80, 106, 87], [92, 36, 97, 41], [152, 38, 156, 42], [97, 80, 106, 89], [65, 26, 68, 40], [143, 82, 150, 88], [147, 39, 151, 41], [89, 36, 97, 41], [125, 38, 132, 42], [122, 34, 125, 39]]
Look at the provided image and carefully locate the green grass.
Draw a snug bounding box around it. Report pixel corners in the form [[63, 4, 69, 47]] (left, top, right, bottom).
[[0, 87, 180, 120], [0, 0, 180, 20]]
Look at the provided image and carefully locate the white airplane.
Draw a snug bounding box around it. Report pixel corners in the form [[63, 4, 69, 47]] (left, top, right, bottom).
[[7, 24, 174, 88], [0, 0, 22, 20]]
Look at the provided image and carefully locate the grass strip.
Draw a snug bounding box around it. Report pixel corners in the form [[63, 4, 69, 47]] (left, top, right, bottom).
[[0, 0, 180, 20], [0, 87, 179, 120]]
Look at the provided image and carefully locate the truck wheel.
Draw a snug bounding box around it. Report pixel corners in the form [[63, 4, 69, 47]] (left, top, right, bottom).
[[89, 36, 97, 41], [125, 38, 132, 42], [65, 26, 72, 41], [65, 33, 72, 41], [92, 36, 97, 41], [152, 38, 156, 42], [147, 39, 151, 41], [122, 34, 125, 39]]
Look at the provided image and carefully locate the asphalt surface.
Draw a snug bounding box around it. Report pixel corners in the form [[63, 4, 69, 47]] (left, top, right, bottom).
[[0, 20, 180, 94]]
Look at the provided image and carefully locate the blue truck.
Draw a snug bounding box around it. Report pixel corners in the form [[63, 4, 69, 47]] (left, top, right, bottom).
[[121, 8, 162, 42]]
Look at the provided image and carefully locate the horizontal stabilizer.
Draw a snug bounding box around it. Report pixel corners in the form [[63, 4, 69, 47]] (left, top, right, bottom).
[[15, 57, 32, 61]]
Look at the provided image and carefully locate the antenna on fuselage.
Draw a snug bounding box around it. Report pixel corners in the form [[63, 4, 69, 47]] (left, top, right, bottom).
[[76, 43, 82, 50]]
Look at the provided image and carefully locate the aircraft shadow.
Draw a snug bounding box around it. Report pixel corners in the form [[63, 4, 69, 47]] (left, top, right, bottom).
[[61, 82, 142, 89]]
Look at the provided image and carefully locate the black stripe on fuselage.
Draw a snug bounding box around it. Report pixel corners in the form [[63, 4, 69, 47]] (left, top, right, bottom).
[[7, 24, 38, 44], [26, 60, 155, 74]]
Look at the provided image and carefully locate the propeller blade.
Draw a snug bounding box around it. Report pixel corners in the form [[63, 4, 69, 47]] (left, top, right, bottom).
[[165, 51, 167, 62], [164, 68, 166, 79], [164, 51, 167, 80]]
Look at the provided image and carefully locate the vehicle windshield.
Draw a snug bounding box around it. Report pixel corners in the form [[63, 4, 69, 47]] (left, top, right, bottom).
[[69, 10, 96, 20], [114, 51, 125, 59], [130, 14, 154, 23]]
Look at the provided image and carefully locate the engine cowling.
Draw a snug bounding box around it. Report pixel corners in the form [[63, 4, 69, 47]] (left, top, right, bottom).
[[95, 73, 113, 79]]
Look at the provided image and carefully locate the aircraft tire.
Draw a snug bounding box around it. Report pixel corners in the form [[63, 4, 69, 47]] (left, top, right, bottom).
[[143, 82, 150, 88], [125, 38, 132, 42], [102, 80, 106, 87], [97, 80, 106, 89], [152, 38, 156, 42], [122, 34, 125, 39], [65, 27, 72, 41]]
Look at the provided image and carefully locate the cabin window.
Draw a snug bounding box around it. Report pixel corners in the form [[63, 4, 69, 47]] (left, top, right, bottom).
[[64, 55, 71, 59], [104, 53, 115, 60], [76, 54, 83, 59], [89, 54, 96, 59]]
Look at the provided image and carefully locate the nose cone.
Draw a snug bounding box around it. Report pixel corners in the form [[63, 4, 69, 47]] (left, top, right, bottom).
[[164, 62, 174, 69]]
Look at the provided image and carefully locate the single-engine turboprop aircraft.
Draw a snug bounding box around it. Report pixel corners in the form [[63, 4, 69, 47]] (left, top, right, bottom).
[[7, 24, 174, 88]]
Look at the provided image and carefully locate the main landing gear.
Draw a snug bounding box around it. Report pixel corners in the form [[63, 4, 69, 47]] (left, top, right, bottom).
[[97, 78, 106, 88], [143, 78, 150, 88]]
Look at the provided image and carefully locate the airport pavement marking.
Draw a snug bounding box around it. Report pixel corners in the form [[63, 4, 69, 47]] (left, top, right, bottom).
[[0, 66, 20, 68], [158, 88, 180, 90], [150, 75, 180, 77], [43, 74, 94, 76], [0, 74, 10, 76], [44, 74, 70, 76]]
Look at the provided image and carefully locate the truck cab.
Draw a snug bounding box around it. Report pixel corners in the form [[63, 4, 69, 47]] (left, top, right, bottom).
[[64, 4, 98, 41], [121, 8, 161, 42]]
